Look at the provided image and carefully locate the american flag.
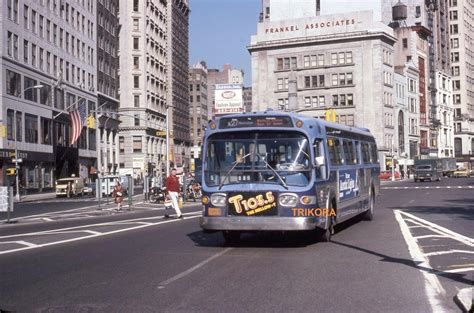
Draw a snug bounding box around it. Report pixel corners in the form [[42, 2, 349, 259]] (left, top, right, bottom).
[[70, 101, 87, 145]]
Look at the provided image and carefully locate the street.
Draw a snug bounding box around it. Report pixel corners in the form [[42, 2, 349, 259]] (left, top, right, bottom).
[[0, 178, 472, 312]]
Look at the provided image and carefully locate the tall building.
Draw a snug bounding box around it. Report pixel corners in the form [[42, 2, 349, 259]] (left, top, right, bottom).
[[96, 0, 120, 175], [449, 0, 474, 167], [248, 9, 397, 166], [189, 62, 208, 150], [207, 64, 244, 118], [167, 0, 190, 170], [1, 0, 97, 191], [243, 87, 253, 112], [118, 0, 168, 177], [260, 0, 321, 22]]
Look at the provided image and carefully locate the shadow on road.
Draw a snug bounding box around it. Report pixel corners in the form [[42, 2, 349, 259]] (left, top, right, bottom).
[[331, 240, 474, 286]]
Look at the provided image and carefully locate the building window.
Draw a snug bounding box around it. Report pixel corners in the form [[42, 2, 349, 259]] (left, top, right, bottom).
[[41, 118, 52, 145], [134, 76, 139, 88], [402, 38, 408, 48], [7, 110, 14, 140], [333, 95, 338, 106], [340, 94, 346, 106], [415, 6, 421, 17], [133, 37, 139, 49], [276, 57, 297, 70], [332, 74, 338, 86], [452, 52, 459, 62], [23, 40, 29, 63], [134, 95, 140, 107], [133, 18, 139, 31], [450, 24, 458, 34], [24, 76, 38, 102], [25, 114, 38, 143], [6, 69, 21, 97], [134, 114, 140, 126], [7, 0, 19, 22], [304, 76, 310, 88], [339, 73, 346, 85], [338, 52, 345, 64], [318, 54, 325, 66], [133, 56, 139, 69], [319, 96, 325, 107], [347, 94, 353, 106], [303, 56, 309, 67], [133, 0, 139, 12], [39, 83, 51, 106], [451, 38, 459, 48], [304, 97, 311, 107], [312, 96, 318, 107], [347, 73, 353, 85], [133, 136, 142, 152], [7, 32, 19, 60], [331, 53, 338, 65]]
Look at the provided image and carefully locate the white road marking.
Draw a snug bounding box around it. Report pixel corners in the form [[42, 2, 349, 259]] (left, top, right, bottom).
[[440, 267, 474, 274], [394, 210, 447, 312], [0, 214, 202, 255], [0, 240, 38, 248], [157, 248, 233, 289], [424, 250, 474, 257], [381, 186, 472, 190], [413, 235, 448, 240], [42, 218, 53, 222], [399, 211, 474, 247]]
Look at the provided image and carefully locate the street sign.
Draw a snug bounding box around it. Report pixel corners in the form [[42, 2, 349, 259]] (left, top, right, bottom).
[[12, 158, 23, 163], [155, 130, 166, 137], [0, 187, 13, 213]]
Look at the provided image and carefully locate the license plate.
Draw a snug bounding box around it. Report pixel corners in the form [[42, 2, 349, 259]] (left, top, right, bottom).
[[228, 191, 278, 216]]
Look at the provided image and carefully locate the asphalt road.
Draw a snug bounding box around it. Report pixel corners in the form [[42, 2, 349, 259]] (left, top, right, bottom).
[[0, 178, 472, 312]]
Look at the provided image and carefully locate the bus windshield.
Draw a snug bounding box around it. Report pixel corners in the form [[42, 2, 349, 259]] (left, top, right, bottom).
[[416, 165, 432, 170], [205, 131, 311, 187]]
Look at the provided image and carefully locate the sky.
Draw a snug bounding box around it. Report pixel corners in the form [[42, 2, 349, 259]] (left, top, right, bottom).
[[189, 0, 261, 87]]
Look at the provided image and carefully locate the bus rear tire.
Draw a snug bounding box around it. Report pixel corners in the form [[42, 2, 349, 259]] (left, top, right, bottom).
[[222, 231, 241, 245]]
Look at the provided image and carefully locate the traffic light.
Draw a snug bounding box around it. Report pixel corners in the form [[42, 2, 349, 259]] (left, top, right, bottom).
[[6, 168, 16, 176], [325, 109, 336, 122], [86, 115, 95, 129]]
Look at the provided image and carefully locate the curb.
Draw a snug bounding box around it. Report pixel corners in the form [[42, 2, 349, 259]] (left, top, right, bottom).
[[454, 287, 473, 313]]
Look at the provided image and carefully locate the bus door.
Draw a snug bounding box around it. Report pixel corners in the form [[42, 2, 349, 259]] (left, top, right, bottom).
[[313, 138, 331, 207]]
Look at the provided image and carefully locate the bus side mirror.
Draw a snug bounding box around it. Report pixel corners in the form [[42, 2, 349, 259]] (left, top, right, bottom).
[[315, 156, 325, 167]]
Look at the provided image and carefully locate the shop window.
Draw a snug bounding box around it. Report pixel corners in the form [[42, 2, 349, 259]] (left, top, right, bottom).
[[25, 114, 38, 143]]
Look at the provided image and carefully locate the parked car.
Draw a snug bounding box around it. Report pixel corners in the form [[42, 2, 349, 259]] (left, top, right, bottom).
[[55, 177, 85, 197], [379, 171, 401, 180], [453, 168, 470, 178], [83, 182, 96, 195]]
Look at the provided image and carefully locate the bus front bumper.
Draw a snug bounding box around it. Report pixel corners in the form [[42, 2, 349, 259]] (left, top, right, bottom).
[[200, 216, 322, 231]]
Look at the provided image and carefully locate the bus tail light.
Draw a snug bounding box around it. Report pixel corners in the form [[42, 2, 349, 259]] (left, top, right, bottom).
[[210, 193, 227, 207], [279, 193, 298, 207]]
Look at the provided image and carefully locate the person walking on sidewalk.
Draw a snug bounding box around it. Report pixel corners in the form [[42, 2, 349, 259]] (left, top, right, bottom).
[[164, 168, 183, 219], [112, 180, 124, 211]]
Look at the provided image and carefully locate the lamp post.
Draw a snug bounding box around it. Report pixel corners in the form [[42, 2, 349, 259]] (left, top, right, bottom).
[[15, 85, 44, 201]]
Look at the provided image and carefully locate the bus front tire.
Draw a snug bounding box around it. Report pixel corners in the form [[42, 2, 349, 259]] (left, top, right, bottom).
[[363, 192, 375, 221], [222, 231, 241, 245]]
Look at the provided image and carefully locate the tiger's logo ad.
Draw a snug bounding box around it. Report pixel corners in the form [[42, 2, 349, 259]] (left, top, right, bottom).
[[228, 192, 277, 216]]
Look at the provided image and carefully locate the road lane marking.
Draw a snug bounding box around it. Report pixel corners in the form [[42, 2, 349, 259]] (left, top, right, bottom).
[[399, 211, 474, 246], [439, 267, 474, 274], [0, 214, 202, 255], [0, 240, 38, 248], [382, 186, 473, 190], [394, 210, 447, 312], [424, 250, 474, 257], [157, 248, 233, 289], [413, 235, 448, 240]]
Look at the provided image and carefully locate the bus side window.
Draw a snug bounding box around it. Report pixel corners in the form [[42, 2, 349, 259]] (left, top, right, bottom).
[[361, 142, 371, 163], [327, 137, 344, 165], [314, 139, 327, 179], [343, 140, 356, 165], [354, 141, 361, 164], [369, 143, 379, 163]]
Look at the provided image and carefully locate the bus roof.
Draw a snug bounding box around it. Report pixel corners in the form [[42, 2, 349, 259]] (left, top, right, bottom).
[[209, 110, 374, 138]]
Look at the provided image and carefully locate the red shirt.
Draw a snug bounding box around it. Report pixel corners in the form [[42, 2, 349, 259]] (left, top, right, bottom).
[[165, 175, 180, 193]]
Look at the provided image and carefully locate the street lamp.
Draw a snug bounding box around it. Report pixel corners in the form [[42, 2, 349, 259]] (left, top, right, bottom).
[[15, 85, 44, 201]]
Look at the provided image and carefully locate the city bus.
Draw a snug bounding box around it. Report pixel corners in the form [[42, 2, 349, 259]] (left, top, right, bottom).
[[199, 110, 380, 243]]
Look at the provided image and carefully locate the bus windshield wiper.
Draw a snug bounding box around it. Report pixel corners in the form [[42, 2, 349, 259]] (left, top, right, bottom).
[[256, 154, 288, 190], [218, 152, 253, 190]]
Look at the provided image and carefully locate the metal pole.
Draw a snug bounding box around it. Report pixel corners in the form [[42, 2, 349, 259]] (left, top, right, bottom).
[[391, 138, 395, 182], [166, 105, 170, 177], [14, 119, 20, 201]]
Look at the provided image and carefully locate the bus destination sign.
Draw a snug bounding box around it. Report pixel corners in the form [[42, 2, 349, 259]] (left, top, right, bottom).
[[219, 116, 293, 129]]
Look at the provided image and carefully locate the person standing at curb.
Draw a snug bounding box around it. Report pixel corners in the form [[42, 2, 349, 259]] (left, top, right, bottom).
[[112, 180, 124, 211], [164, 168, 183, 219]]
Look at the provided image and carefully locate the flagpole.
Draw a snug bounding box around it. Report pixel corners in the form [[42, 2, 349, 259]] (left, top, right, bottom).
[[53, 97, 85, 119]]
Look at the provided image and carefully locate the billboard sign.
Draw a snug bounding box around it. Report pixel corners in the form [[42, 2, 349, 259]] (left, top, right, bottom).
[[214, 84, 244, 115]]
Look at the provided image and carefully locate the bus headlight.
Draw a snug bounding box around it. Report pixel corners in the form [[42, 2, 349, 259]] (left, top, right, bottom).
[[279, 193, 298, 207], [210, 193, 227, 207]]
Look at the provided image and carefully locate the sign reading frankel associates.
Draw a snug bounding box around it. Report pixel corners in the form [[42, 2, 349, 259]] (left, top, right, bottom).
[[214, 84, 244, 115]]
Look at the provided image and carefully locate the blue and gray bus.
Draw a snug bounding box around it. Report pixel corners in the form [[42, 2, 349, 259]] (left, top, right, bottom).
[[200, 111, 380, 243]]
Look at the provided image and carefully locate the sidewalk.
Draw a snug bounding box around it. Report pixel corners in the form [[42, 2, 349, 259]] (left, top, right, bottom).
[[14, 192, 57, 203]]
